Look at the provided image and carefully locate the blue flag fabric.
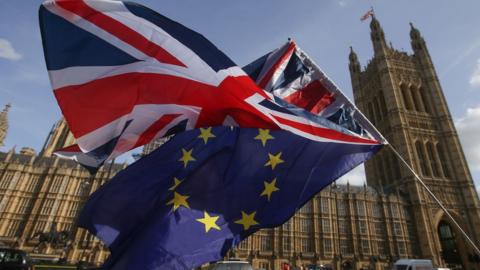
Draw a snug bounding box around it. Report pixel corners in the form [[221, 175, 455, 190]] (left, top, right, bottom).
[[78, 127, 380, 270]]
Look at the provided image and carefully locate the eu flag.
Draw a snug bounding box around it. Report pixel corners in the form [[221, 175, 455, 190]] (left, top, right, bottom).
[[78, 127, 380, 269]]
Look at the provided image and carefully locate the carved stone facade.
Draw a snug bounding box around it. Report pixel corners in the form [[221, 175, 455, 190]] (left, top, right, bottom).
[[348, 16, 480, 269], [0, 17, 478, 270], [229, 186, 418, 270], [40, 118, 76, 158], [0, 118, 127, 264]]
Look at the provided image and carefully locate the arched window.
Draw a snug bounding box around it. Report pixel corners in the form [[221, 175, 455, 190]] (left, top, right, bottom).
[[379, 92, 388, 116], [417, 89, 426, 112], [367, 102, 375, 124], [410, 86, 420, 111], [420, 87, 430, 113], [400, 84, 413, 111], [437, 221, 462, 265], [411, 86, 426, 112], [391, 153, 401, 179], [415, 141, 430, 176], [436, 143, 451, 178], [373, 97, 382, 121], [426, 142, 440, 177], [384, 156, 393, 185], [376, 157, 385, 186]]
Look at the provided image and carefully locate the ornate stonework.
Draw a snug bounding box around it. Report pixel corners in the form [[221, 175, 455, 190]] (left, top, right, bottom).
[[0, 103, 11, 147], [41, 118, 76, 157], [349, 16, 480, 269], [0, 148, 127, 264]]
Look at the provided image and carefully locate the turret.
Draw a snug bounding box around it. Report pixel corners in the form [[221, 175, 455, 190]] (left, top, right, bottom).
[[410, 22, 426, 51], [349, 46, 361, 73], [410, 22, 432, 66], [41, 118, 76, 157], [370, 15, 388, 56], [0, 103, 11, 147], [348, 46, 361, 89]]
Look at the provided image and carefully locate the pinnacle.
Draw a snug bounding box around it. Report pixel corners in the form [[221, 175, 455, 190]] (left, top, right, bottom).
[[0, 103, 11, 147]]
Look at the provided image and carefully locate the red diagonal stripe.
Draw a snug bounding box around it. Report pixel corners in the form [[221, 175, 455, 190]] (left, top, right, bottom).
[[132, 114, 181, 148], [283, 80, 335, 114], [56, 0, 186, 67], [258, 41, 296, 89], [272, 115, 379, 145], [54, 144, 81, 153]]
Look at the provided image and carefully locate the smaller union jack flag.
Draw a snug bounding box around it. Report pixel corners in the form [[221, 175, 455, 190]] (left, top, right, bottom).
[[360, 8, 375, 22], [243, 39, 384, 142]]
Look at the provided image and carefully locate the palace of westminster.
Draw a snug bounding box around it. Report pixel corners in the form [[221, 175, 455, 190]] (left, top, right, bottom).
[[1, 17, 479, 270]]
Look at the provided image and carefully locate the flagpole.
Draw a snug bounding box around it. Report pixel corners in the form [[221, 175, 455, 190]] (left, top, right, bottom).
[[387, 143, 480, 255]]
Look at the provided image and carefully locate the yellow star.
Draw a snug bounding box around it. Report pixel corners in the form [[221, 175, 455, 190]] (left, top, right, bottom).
[[264, 152, 284, 170], [168, 177, 183, 191], [234, 211, 259, 230], [198, 127, 216, 144], [166, 192, 190, 211], [179, 148, 196, 168], [260, 178, 280, 201], [254, 129, 274, 147], [196, 211, 221, 233]]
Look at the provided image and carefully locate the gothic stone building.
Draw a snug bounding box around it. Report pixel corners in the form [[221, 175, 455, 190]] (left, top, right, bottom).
[[0, 17, 479, 270], [346, 16, 480, 269], [0, 115, 126, 263]]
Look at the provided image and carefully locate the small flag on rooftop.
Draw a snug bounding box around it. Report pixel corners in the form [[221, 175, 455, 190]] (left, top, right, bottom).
[[360, 7, 374, 22]]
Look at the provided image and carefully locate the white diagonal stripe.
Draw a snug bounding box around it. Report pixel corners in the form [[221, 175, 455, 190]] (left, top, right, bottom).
[[76, 104, 201, 152], [44, 2, 151, 62]]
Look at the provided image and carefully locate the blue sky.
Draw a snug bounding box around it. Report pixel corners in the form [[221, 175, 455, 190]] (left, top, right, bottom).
[[1, 0, 480, 189]]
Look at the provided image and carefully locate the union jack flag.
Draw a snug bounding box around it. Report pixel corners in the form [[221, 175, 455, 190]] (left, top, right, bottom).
[[243, 39, 384, 141], [360, 8, 374, 22], [39, 0, 383, 171]]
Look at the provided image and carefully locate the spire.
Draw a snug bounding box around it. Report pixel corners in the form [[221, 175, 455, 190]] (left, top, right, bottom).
[[0, 103, 11, 147], [349, 46, 359, 63], [370, 15, 385, 41], [369, 15, 387, 56], [409, 22, 421, 40], [40, 123, 57, 157], [41, 118, 76, 157], [410, 22, 427, 53], [349, 46, 361, 74]]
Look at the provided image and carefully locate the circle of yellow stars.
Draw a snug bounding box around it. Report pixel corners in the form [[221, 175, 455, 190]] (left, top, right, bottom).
[[166, 128, 284, 234]]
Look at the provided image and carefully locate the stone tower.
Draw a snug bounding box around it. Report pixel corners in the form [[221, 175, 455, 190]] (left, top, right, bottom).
[[349, 16, 480, 268], [0, 103, 11, 147], [41, 118, 76, 157]]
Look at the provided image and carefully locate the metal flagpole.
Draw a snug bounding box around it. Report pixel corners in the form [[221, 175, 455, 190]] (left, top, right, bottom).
[[387, 143, 480, 255]]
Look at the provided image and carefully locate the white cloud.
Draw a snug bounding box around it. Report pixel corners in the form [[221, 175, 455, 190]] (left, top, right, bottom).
[[470, 59, 480, 88], [0, 38, 22, 61], [337, 0, 347, 7], [336, 164, 366, 186], [455, 106, 480, 171]]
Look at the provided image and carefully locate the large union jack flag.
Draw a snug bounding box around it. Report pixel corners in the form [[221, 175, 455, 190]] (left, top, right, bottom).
[[39, 0, 383, 171]]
